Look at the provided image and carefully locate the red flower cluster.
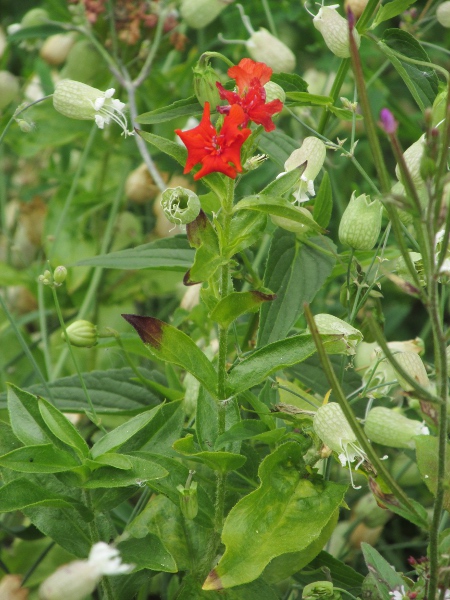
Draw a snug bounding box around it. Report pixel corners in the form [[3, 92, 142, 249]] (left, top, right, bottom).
[[175, 102, 251, 180], [216, 58, 283, 132]]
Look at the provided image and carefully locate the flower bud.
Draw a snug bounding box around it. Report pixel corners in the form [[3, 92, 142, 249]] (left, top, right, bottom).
[[310, 314, 363, 355], [437, 1, 450, 27], [284, 137, 327, 203], [344, 0, 369, 19], [339, 192, 382, 250], [180, 0, 235, 29], [393, 351, 429, 391], [313, 6, 361, 58], [177, 479, 198, 519], [53, 80, 132, 136], [40, 33, 76, 66], [63, 320, 98, 348], [15, 119, 35, 133], [53, 265, 67, 285], [193, 59, 221, 109], [303, 581, 334, 600], [0, 71, 19, 110], [395, 134, 426, 187], [247, 28, 296, 73], [264, 81, 286, 104], [271, 206, 315, 234], [364, 407, 429, 449], [161, 187, 201, 225]]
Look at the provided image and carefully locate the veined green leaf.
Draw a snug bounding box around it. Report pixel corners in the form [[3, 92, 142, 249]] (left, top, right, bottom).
[[38, 397, 89, 459], [258, 130, 299, 167], [0, 444, 80, 473], [0, 478, 88, 515], [361, 543, 407, 600], [173, 434, 246, 472], [313, 172, 333, 228], [122, 315, 218, 397], [117, 534, 177, 572], [271, 73, 308, 93], [371, 0, 417, 29], [261, 168, 301, 197], [210, 291, 276, 329], [203, 442, 347, 590], [83, 455, 167, 488], [135, 96, 202, 124], [415, 436, 450, 512]]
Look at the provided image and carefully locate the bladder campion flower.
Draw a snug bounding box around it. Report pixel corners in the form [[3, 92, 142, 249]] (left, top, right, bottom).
[[282, 137, 327, 203], [53, 80, 133, 136], [175, 102, 251, 180], [216, 58, 283, 132]]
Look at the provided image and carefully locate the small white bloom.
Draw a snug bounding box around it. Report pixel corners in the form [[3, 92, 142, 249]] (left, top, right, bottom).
[[94, 96, 105, 111], [284, 137, 327, 203], [88, 542, 133, 575], [104, 88, 115, 98], [389, 585, 406, 600]]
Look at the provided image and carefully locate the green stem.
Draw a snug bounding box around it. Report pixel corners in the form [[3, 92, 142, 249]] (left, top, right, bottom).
[[303, 304, 427, 525], [261, 0, 277, 36], [38, 282, 53, 381], [51, 286, 102, 429]]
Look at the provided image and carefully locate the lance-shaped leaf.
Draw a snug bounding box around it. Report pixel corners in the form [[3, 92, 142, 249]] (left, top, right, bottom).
[[38, 397, 89, 460], [0, 444, 80, 473], [117, 533, 177, 572], [260, 168, 301, 197], [285, 92, 333, 106], [184, 211, 225, 284], [226, 211, 267, 257], [83, 455, 167, 489], [234, 195, 324, 233], [226, 334, 339, 395], [372, 0, 417, 29], [202, 442, 347, 590], [8, 384, 50, 446], [122, 315, 218, 397], [173, 434, 246, 472], [313, 172, 333, 228], [135, 96, 202, 125], [361, 543, 407, 600], [210, 291, 276, 329]]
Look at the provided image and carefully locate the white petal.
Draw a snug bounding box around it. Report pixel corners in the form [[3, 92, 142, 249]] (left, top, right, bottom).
[[111, 98, 125, 112], [94, 97, 105, 111], [95, 114, 105, 129], [104, 88, 115, 98]]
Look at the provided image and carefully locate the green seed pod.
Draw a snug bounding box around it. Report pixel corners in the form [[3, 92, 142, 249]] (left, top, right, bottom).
[[437, 1, 450, 27], [364, 406, 429, 449], [310, 314, 363, 356], [161, 187, 201, 225], [313, 6, 361, 58], [393, 351, 429, 391], [0, 71, 19, 110], [264, 81, 286, 104], [177, 481, 198, 520], [193, 59, 221, 109], [180, 0, 235, 29], [63, 320, 98, 348], [247, 28, 296, 73], [339, 192, 382, 251]]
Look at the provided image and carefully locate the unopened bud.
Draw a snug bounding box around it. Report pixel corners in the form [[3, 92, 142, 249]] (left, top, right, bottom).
[[193, 58, 221, 109], [180, 0, 235, 29], [176, 471, 198, 519], [15, 119, 35, 133], [379, 108, 397, 134], [437, 1, 450, 27], [53, 266, 67, 285], [161, 187, 201, 224], [339, 192, 382, 250], [243, 153, 268, 171], [303, 581, 334, 600], [247, 28, 296, 73], [419, 155, 436, 180], [344, 0, 369, 19], [310, 314, 363, 355], [313, 6, 361, 58], [0, 71, 19, 110], [364, 407, 429, 449], [63, 320, 98, 348]]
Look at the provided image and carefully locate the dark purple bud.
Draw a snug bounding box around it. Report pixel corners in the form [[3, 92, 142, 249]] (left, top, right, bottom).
[[379, 108, 398, 134], [347, 7, 356, 30]]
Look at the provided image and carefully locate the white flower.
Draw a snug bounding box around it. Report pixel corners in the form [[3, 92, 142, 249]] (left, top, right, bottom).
[[39, 542, 134, 600], [389, 585, 406, 600], [283, 137, 327, 203], [53, 80, 134, 137]]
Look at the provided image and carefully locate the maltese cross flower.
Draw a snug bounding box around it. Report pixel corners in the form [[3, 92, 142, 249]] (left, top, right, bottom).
[[216, 58, 283, 132], [175, 102, 251, 180]]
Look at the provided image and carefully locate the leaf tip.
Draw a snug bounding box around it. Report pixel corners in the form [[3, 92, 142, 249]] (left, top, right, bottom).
[[121, 314, 164, 349], [202, 569, 223, 591]]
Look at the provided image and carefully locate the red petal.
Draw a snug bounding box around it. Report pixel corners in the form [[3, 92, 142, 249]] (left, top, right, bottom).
[[195, 155, 237, 180], [228, 58, 273, 94]]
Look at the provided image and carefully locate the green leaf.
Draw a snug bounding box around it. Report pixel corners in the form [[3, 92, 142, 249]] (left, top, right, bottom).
[[261, 169, 301, 197], [8, 24, 66, 41], [227, 211, 268, 257], [135, 96, 202, 124], [0, 478, 84, 513], [86, 453, 133, 470], [203, 442, 347, 590], [378, 29, 439, 110], [215, 420, 285, 450], [117, 534, 177, 572], [372, 0, 417, 28], [286, 92, 333, 106], [91, 405, 163, 458], [293, 550, 365, 590], [361, 543, 406, 600], [173, 434, 246, 472], [271, 73, 308, 93], [75, 236, 195, 271], [313, 173, 333, 228], [38, 397, 89, 459], [416, 436, 450, 512], [327, 105, 363, 120], [234, 195, 324, 234], [7, 384, 50, 446], [258, 130, 299, 168], [0, 444, 80, 473], [7, 368, 164, 414], [210, 291, 276, 329], [122, 315, 218, 397], [226, 334, 338, 395], [83, 455, 167, 488], [185, 211, 225, 284], [258, 231, 336, 346]]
